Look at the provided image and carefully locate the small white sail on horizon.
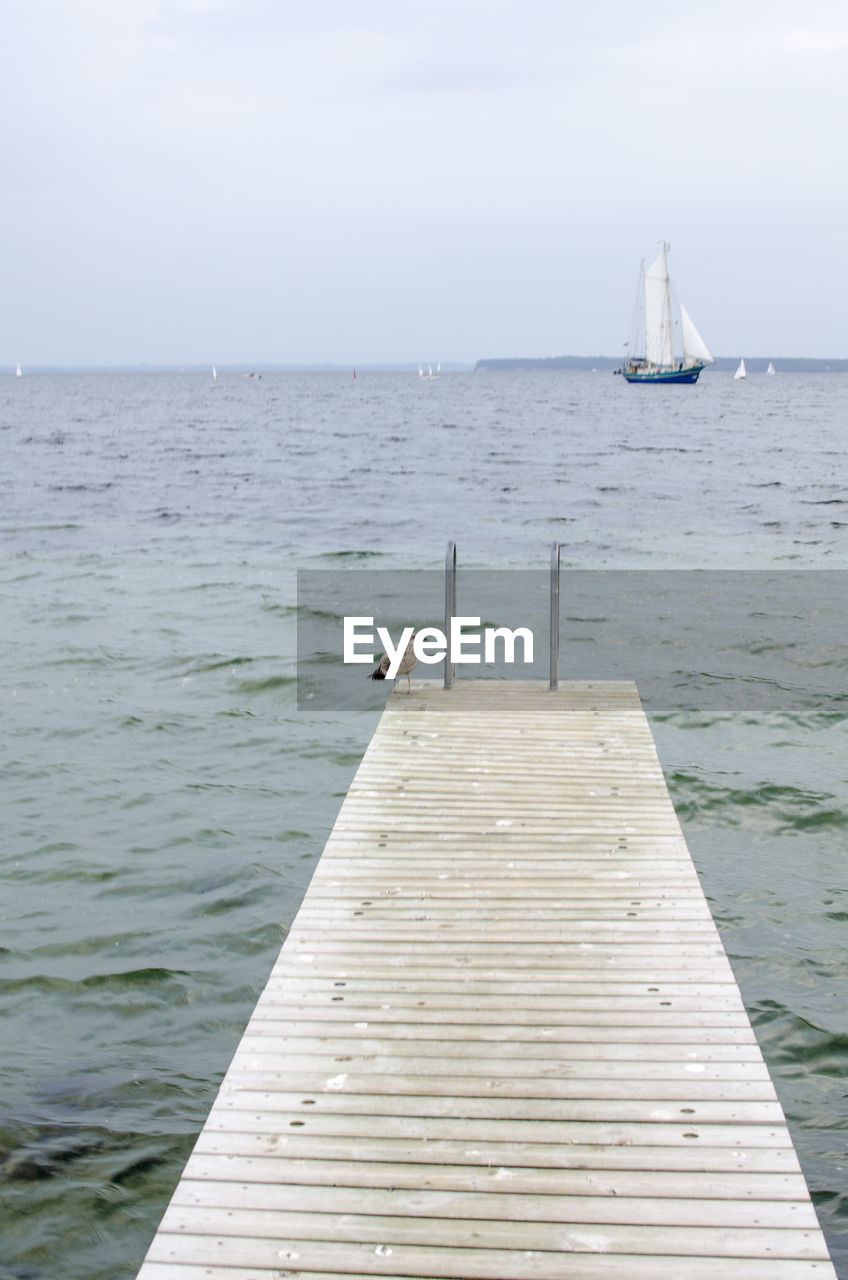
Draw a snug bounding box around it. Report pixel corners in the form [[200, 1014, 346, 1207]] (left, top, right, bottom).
[[734, 358, 747, 380], [212, 364, 219, 380], [767, 361, 776, 375], [15, 362, 21, 377]]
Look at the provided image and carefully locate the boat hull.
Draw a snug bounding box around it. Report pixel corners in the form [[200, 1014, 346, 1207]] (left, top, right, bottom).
[[621, 365, 703, 385]]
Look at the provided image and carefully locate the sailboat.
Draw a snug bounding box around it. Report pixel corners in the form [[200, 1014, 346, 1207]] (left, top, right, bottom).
[[734, 358, 747, 380], [212, 364, 219, 380], [15, 362, 21, 378], [621, 242, 714, 384], [766, 361, 776, 375]]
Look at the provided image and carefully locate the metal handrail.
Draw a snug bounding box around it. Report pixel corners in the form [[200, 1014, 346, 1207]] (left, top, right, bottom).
[[550, 542, 560, 690], [444, 540, 560, 689], [444, 540, 457, 688]]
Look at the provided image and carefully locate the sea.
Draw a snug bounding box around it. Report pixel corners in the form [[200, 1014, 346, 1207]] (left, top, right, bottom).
[[0, 368, 846, 1278]]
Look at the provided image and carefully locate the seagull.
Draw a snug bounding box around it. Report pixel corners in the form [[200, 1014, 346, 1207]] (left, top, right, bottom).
[[370, 632, 418, 693]]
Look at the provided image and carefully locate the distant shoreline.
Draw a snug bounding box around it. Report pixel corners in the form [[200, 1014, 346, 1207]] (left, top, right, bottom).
[[474, 355, 848, 373], [5, 356, 847, 374]]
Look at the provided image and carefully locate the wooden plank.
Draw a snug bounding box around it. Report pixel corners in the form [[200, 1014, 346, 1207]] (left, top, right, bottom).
[[296, 909, 712, 922], [170, 1179, 822, 1230], [251, 993, 753, 1013], [215, 1089, 782, 1123], [231, 1032, 767, 1062], [214, 1083, 781, 1112], [204, 1111, 792, 1148], [135, 682, 836, 1279], [257, 975, 746, 995], [149, 1205, 831, 1258], [244, 1008, 758, 1039], [180, 1154, 811, 1201], [139, 1240, 834, 1280], [243, 1015, 761, 1042], [192, 1128, 805, 1174], [282, 938, 733, 957]]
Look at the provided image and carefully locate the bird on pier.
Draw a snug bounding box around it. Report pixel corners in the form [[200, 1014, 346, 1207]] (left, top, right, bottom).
[[370, 632, 418, 693]]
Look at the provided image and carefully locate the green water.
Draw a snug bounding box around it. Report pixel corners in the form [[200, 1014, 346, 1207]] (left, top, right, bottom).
[[1, 372, 845, 1276]]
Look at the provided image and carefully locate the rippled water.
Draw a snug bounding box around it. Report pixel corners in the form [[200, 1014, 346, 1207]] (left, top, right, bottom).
[[1, 370, 846, 1277]]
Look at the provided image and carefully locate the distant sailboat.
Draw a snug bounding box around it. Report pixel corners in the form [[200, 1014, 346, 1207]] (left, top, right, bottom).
[[734, 358, 747, 380], [15, 362, 21, 378], [766, 361, 776, 375], [212, 364, 219, 380], [620, 242, 713, 384], [419, 362, 440, 380]]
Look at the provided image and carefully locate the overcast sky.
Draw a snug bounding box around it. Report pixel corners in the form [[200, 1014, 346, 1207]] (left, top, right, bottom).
[[2, 0, 846, 365]]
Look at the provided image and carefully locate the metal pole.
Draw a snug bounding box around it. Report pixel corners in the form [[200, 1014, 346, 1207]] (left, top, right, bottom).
[[549, 541, 560, 690], [444, 540, 456, 688]]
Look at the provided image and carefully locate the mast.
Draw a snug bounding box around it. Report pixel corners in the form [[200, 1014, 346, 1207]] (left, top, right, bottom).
[[644, 241, 674, 369]]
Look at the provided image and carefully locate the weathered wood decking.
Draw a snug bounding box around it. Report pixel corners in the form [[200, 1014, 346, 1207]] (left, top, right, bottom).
[[137, 681, 836, 1279]]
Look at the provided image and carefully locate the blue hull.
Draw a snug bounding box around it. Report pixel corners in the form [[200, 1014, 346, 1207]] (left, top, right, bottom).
[[621, 365, 703, 384]]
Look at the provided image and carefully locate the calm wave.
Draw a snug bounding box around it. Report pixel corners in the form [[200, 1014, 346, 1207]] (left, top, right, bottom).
[[1, 370, 846, 1277]]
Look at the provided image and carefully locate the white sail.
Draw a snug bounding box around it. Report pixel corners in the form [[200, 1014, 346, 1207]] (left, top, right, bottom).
[[680, 303, 714, 366], [734, 358, 747, 380], [643, 246, 674, 368], [767, 361, 776, 374]]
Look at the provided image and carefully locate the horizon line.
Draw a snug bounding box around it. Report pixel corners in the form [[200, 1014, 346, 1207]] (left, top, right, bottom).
[[4, 355, 847, 373]]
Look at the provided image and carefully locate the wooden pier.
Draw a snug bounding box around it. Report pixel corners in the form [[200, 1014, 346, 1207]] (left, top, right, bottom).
[[137, 681, 836, 1279]]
